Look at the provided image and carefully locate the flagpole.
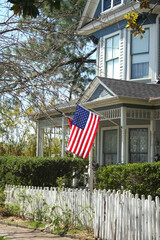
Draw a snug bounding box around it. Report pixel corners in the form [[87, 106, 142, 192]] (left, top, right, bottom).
[[88, 146, 93, 192], [61, 116, 65, 157]]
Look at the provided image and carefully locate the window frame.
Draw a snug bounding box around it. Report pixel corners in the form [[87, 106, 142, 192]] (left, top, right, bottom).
[[126, 125, 150, 163], [105, 33, 120, 79], [101, 126, 119, 165], [130, 28, 150, 80], [102, 0, 124, 13]]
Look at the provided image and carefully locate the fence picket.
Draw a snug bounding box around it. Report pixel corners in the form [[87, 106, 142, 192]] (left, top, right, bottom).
[[137, 199, 141, 240], [144, 199, 148, 240], [148, 195, 152, 240], [156, 196, 160, 240], [151, 200, 156, 239], [5, 185, 160, 240], [141, 195, 145, 240]]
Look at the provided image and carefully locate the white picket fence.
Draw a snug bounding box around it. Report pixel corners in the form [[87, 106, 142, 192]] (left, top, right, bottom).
[[5, 185, 160, 240], [94, 190, 160, 240]]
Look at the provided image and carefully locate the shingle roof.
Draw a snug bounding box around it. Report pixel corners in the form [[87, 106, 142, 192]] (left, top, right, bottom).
[[98, 77, 160, 100]]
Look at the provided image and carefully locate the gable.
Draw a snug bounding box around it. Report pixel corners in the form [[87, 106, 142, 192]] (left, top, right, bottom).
[[94, 0, 102, 19], [78, 0, 100, 30], [88, 84, 114, 101]]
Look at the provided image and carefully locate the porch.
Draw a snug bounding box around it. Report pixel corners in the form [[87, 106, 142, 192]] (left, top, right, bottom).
[[31, 77, 160, 166], [34, 104, 160, 165]]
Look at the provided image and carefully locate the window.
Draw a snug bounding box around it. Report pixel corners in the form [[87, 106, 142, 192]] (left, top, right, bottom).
[[105, 34, 119, 78], [103, 0, 121, 11], [129, 128, 148, 163], [131, 29, 150, 79], [103, 129, 118, 165]]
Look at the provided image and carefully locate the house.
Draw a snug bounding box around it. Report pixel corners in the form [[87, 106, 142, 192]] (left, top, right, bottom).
[[31, 0, 160, 166]]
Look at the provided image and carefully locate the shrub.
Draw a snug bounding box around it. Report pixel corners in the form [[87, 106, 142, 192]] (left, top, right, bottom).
[[0, 155, 88, 188], [95, 162, 160, 199]]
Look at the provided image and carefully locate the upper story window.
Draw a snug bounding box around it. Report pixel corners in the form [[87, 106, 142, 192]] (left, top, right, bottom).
[[131, 29, 150, 79], [103, 0, 122, 11], [105, 34, 120, 79]]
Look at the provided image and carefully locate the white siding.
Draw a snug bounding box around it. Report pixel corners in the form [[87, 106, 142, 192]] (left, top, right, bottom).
[[119, 29, 125, 79], [99, 37, 105, 77]]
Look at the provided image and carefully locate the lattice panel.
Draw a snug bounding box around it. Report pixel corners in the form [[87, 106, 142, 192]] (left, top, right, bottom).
[[154, 110, 160, 120], [99, 108, 160, 120], [127, 108, 151, 120], [99, 108, 121, 119]]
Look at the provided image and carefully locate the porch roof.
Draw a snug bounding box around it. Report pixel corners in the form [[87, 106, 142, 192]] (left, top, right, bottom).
[[98, 77, 160, 100], [30, 78, 160, 121]]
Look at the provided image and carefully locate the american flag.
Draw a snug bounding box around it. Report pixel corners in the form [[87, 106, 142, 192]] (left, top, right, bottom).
[[67, 104, 100, 159]]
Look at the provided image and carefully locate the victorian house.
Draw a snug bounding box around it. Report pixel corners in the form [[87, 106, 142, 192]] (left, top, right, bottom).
[[32, 0, 160, 166]]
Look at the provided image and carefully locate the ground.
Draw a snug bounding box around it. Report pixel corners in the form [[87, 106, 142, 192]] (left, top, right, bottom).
[[0, 215, 94, 240]]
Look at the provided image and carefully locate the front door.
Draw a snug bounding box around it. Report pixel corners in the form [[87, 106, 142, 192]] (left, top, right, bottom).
[[103, 129, 118, 165], [129, 128, 148, 163]]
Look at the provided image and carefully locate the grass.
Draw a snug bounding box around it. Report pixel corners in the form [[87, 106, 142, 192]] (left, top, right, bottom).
[[27, 221, 45, 229], [0, 237, 10, 240], [67, 226, 94, 240], [0, 189, 94, 239], [0, 218, 45, 229], [0, 217, 94, 239]]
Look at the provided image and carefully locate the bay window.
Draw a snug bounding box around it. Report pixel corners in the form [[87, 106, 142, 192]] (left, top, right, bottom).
[[105, 34, 120, 79], [131, 29, 150, 79]]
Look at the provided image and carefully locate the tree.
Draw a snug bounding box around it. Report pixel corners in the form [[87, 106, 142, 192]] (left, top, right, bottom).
[[8, 0, 62, 18], [0, 96, 36, 155], [0, 0, 96, 156], [0, 0, 96, 109], [124, 0, 160, 36]]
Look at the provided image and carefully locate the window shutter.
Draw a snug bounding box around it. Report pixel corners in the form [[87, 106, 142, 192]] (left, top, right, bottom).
[[119, 29, 124, 79]]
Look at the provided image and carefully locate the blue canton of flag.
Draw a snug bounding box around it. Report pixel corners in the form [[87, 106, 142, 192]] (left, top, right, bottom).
[[73, 105, 89, 129]]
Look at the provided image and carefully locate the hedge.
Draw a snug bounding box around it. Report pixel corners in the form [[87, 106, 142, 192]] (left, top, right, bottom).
[[95, 162, 160, 199], [0, 155, 88, 188]]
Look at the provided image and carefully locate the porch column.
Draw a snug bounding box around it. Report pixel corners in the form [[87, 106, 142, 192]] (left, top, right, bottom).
[[88, 146, 93, 192], [61, 116, 65, 157], [121, 106, 127, 163], [36, 121, 44, 157], [150, 111, 156, 162]]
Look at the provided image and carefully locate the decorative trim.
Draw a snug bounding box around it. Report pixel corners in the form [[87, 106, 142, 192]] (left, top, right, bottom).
[[154, 109, 160, 120], [98, 107, 160, 120], [127, 108, 151, 120], [99, 108, 121, 119]]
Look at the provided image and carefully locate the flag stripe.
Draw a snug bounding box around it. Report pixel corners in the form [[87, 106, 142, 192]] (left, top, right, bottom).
[[72, 128, 83, 153], [69, 127, 80, 152], [71, 128, 83, 153], [75, 113, 92, 155], [68, 126, 79, 151], [83, 114, 99, 158], [83, 115, 100, 159], [80, 113, 96, 158], [79, 113, 94, 157], [67, 125, 77, 150], [76, 113, 93, 156], [67, 104, 100, 159]]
